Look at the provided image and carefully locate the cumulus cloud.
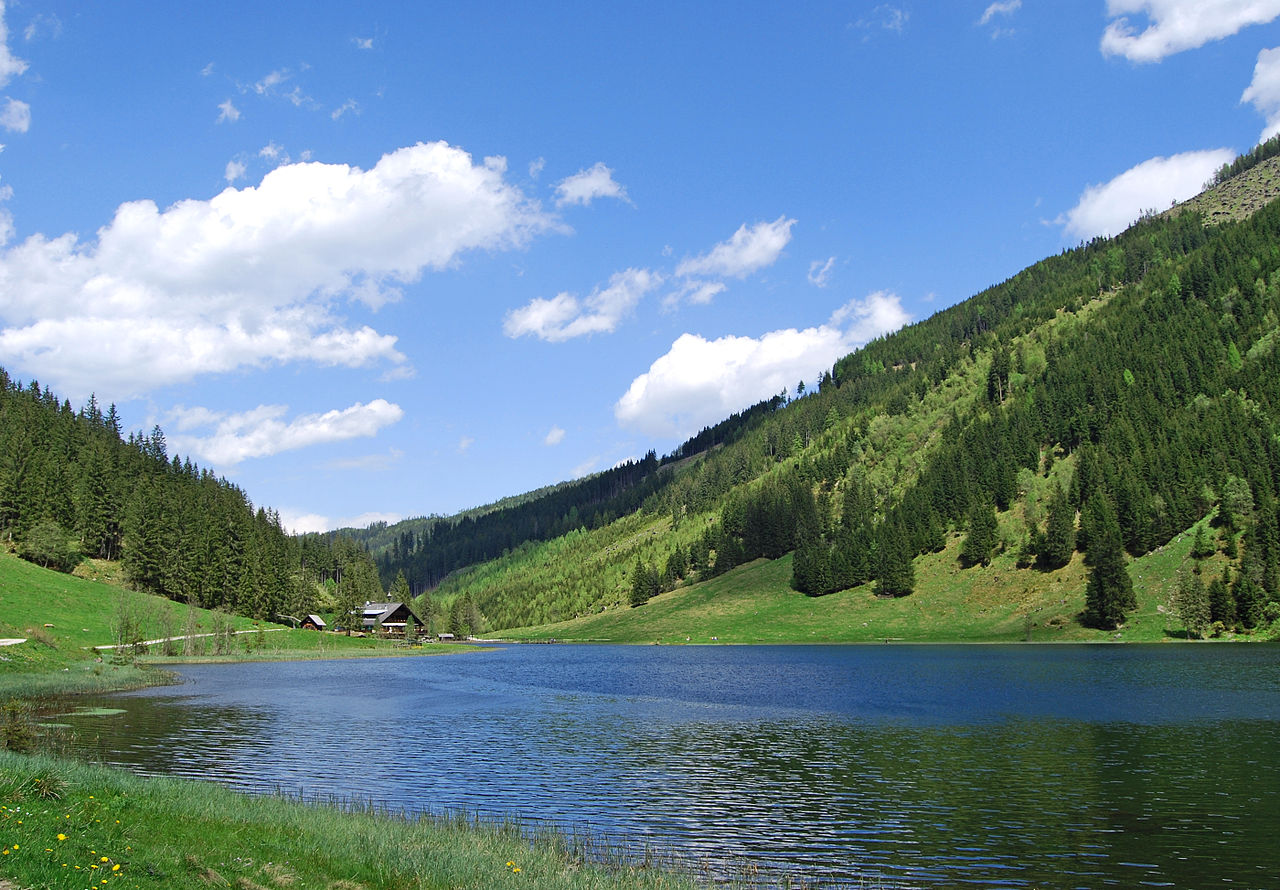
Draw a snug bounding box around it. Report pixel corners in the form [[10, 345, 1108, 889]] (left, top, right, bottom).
[[224, 159, 246, 182], [166, 399, 404, 467], [0, 96, 27, 132], [1101, 0, 1280, 62], [554, 162, 629, 207], [1243, 46, 1280, 140], [1057, 149, 1235, 240], [217, 98, 240, 123], [0, 2, 27, 88], [675, 216, 795, 280], [0, 141, 556, 396], [503, 267, 659, 342], [544, 425, 566, 446], [615, 292, 910, 438]]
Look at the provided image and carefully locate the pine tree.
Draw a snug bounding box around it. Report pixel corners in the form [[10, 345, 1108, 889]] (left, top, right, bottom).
[[1038, 483, 1076, 569], [1083, 493, 1135, 629], [959, 501, 998, 567], [1207, 568, 1236, 630], [875, 525, 915, 597], [1171, 569, 1210, 639]]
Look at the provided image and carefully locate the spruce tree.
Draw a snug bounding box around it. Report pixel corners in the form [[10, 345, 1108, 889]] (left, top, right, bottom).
[[1207, 568, 1236, 630], [1039, 483, 1076, 569], [1172, 569, 1210, 639], [959, 501, 998, 567], [1083, 493, 1135, 629]]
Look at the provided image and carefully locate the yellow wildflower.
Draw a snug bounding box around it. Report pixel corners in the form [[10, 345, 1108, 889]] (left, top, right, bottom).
[[57, 833, 67, 841]]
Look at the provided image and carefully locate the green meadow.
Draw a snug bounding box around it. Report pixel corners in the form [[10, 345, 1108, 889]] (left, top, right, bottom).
[[502, 514, 1258, 645]]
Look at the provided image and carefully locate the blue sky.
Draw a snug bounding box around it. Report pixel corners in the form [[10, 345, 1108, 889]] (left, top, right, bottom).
[[1, 1, 1279, 533]]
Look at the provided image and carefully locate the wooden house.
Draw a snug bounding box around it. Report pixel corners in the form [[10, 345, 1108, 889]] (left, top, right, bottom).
[[359, 600, 422, 635]]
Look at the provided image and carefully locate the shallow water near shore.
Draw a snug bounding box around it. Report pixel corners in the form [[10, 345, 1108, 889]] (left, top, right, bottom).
[[63, 643, 1280, 888]]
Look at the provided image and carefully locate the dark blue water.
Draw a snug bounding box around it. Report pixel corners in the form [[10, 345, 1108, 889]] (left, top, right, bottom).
[[65, 644, 1280, 888]]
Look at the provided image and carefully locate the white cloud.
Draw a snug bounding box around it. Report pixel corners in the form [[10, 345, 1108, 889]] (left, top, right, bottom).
[[0, 1, 27, 88], [278, 508, 402, 535], [615, 292, 910, 438], [0, 141, 556, 396], [1243, 46, 1280, 140], [544, 425, 566, 446], [0, 96, 27, 132], [1058, 149, 1235, 240], [661, 279, 725, 311], [503, 267, 659, 341], [554, 162, 629, 207], [224, 159, 246, 183], [979, 0, 1021, 24], [331, 99, 359, 121], [1101, 0, 1280, 62], [808, 256, 836, 288], [457, 435, 475, 454], [166, 399, 404, 467], [529, 157, 546, 179], [254, 68, 292, 95], [353, 36, 374, 50], [675, 216, 795, 280], [855, 5, 909, 35], [217, 98, 240, 123]]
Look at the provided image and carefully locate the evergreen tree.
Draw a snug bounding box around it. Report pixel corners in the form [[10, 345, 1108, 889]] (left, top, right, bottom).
[[875, 525, 915, 598], [959, 501, 998, 567], [1171, 569, 1211, 639], [1038, 483, 1076, 569], [1207, 568, 1236, 630], [1082, 494, 1135, 629]]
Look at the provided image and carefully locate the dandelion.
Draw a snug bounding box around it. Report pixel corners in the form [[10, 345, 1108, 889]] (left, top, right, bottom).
[[57, 833, 67, 841], [513, 866, 522, 873], [112, 864, 120, 872], [100, 856, 109, 862]]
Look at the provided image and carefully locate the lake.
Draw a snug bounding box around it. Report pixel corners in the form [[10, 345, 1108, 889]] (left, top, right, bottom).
[[62, 643, 1280, 888]]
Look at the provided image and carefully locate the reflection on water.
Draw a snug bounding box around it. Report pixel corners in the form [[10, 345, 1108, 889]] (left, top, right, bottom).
[[63, 644, 1280, 888]]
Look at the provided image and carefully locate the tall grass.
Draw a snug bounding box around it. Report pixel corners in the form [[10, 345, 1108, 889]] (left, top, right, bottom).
[[0, 751, 710, 890]]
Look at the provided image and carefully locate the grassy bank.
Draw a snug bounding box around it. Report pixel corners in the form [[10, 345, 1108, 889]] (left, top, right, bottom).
[[0, 751, 703, 890]]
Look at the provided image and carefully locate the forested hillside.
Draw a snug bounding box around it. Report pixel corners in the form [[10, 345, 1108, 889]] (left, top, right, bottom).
[[0, 377, 387, 624], [414, 146, 1280, 638]]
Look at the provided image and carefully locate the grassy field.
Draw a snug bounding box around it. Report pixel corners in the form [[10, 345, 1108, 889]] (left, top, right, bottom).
[[501, 515, 1266, 645], [0, 553, 481, 699]]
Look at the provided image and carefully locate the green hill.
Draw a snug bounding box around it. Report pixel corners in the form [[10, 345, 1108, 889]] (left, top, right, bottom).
[[391, 140, 1280, 644]]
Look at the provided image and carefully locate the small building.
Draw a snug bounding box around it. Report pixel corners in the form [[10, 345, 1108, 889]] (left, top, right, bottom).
[[302, 614, 327, 631], [358, 601, 423, 636]]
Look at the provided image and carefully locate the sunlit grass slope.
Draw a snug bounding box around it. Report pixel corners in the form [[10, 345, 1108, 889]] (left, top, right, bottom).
[[0, 552, 471, 698], [502, 514, 1245, 645]]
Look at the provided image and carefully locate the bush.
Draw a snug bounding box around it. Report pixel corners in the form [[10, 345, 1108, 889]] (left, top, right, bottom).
[[17, 519, 80, 572]]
